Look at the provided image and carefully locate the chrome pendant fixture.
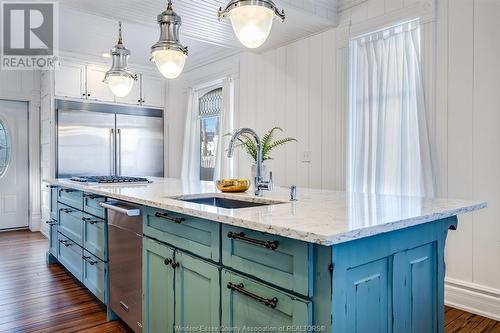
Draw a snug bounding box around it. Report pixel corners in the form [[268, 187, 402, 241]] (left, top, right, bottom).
[[151, 0, 188, 79], [218, 0, 285, 49], [104, 22, 137, 98]]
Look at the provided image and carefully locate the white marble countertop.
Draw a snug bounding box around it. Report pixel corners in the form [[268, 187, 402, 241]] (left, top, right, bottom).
[[44, 177, 486, 246]]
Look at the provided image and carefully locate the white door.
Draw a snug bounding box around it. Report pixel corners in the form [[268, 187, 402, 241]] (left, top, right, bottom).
[[141, 75, 165, 108], [54, 62, 86, 99], [0, 100, 29, 229], [86, 65, 116, 103]]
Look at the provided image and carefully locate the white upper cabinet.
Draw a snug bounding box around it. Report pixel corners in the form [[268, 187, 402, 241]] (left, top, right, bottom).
[[115, 75, 142, 106], [141, 75, 165, 108], [53, 60, 165, 109], [54, 63, 86, 99], [85, 65, 115, 103]]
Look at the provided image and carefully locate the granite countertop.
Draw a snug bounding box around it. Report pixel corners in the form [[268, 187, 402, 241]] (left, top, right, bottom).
[[44, 177, 486, 246]]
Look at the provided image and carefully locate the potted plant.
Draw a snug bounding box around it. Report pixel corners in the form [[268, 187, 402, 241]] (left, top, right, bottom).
[[227, 127, 297, 179]]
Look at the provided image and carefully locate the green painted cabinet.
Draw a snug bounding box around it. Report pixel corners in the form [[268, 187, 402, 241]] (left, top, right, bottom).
[[83, 193, 106, 219], [48, 221, 59, 258], [175, 251, 220, 330], [83, 250, 107, 303], [393, 243, 438, 333], [49, 185, 59, 220], [58, 187, 83, 210], [143, 237, 175, 333], [222, 269, 312, 329], [83, 213, 107, 261], [58, 233, 83, 281], [58, 203, 83, 246]]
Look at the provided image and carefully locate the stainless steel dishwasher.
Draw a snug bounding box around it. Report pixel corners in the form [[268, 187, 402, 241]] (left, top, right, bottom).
[[100, 200, 143, 333]]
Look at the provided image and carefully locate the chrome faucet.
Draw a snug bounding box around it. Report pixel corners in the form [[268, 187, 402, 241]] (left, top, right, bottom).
[[227, 128, 273, 196]]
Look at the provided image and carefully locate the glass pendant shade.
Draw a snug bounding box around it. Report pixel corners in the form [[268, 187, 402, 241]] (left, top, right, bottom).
[[152, 49, 187, 79], [219, 0, 285, 49], [229, 5, 274, 48], [104, 22, 137, 97], [151, 1, 188, 79], [107, 74, 135, 97]]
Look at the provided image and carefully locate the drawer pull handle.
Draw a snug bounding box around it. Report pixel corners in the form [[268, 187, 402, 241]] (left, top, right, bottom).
[[45, 220, 57, 226], [46, 185, 57, 189], [82, 217, 101, 224], [82, 256, 98, 265], [227, 282, 278, 309], [60, 188, 76, 193], [227, 232, 279, 250], [59, 240, 68, 244], [60, 208, 74, 214], [164, 258, 180, 269], [83, 194, 100, 199], [154, 212, 185, 224]]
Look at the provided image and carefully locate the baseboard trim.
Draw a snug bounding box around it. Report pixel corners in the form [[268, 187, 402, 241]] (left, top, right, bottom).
[[445, 278, 500, 321]]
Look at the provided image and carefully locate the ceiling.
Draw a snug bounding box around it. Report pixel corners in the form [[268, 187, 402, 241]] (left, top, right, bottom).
[[58, 0, 338, 70]]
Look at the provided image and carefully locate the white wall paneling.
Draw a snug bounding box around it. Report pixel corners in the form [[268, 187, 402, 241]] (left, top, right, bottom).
[[0, 70, 41, 232]]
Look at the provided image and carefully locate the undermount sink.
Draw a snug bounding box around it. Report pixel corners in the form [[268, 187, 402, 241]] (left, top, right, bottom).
[[173, 195, 285, 209]]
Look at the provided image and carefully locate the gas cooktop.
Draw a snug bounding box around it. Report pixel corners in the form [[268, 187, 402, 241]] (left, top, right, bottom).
[[69, 176, 151, 185]]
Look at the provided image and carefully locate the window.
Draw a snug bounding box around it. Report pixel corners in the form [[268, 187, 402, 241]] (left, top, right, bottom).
[[347, 20, 434, 197], [0, 120, 10, 177], [199, 87, 222, 181]]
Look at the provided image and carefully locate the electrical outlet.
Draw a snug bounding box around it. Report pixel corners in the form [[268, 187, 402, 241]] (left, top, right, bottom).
[[302, 151, 311, 163]]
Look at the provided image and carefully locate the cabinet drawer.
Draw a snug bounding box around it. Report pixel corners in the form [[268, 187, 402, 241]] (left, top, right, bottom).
[[83, 250, 107, 303], [83, 213, 107, 261], [143, 207, 220, 262], [83, 193, 106, 219], [58, 187, 83, 210], [222, 225, 312, 296], [222, 270, 312, 329], [58, 233, 83, 281], [48, 220, 59, 258], [59, 203, 84, 246]]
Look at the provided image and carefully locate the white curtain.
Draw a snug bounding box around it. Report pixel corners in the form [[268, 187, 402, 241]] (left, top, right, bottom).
[[214, 77, 235, 181], [347, 20, 435, 197], [181, 88, 200, 180]]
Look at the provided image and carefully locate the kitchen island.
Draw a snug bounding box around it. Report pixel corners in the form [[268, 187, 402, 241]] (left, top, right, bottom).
[[44, 177, 485, 333]]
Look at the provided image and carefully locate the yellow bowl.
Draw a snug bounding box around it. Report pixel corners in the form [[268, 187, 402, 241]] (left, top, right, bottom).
[[216, 179, 251, 193]]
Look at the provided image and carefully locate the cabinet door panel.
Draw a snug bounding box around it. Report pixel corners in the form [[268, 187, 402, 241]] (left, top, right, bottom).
[[50, 186, 58, 220], [83, 250, 107, 303], [58, 203, 83, 246], [175, 251, 220, 329], [83, 213, 107, 261], [143, 237, 175, 333], [393, 243, 437, 333], [115, 75, 141, 105], [141, 75, 165, 108], [86, 65, 115, 103], [339, 258, 390, 333], [58, 233, 83, 281], [49, 222, 59, 258], [55, 63, 86, 99], [222, 270, 311, 329]]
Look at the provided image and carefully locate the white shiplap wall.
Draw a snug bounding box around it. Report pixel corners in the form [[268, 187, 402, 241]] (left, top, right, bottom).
[[167, 29, 345, 190]]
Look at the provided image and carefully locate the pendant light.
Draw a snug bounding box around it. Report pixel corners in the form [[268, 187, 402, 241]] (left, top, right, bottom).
[[104, 22, 137, 98], [218, 0, 285, 49], [151, 0, 188, 79]]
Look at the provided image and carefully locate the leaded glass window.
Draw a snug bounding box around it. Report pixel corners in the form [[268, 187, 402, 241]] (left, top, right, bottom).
[[199, 88, 222, 181]]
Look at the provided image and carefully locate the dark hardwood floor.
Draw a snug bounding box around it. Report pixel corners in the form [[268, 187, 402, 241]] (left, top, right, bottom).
[[0, 230, 499, 333]]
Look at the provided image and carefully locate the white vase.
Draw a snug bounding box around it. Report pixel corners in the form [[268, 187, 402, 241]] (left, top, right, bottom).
[[251, 164, 267, 181]]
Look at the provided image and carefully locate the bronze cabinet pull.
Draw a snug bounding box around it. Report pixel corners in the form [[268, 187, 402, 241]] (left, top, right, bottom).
[[83, 194, 100, 200], [60, 188, 76, 193], [45, 220, 57, 226], [227, 232, 279, 250], [164, 258, 179, 269], [154, 212, 185, 224], [82, 256, 98, 265], [82, 217, 100, 224], [227, 282, 278, 309], [60, 208, 74, 214]]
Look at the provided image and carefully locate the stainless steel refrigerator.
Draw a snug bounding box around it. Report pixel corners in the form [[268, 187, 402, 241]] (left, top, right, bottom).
[[57, 100, 164, 178]]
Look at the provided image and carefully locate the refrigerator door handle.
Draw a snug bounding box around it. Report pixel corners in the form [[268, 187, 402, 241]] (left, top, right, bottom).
[[110, 128, 115, 176], [116, 128, 122, 176]]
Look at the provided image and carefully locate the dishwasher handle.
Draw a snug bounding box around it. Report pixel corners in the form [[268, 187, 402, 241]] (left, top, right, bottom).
[[100, 201, 141, 217]]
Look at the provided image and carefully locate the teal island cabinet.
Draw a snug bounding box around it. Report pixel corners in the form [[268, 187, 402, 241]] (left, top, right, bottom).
[[44, 178, 485, 333], [45, 186, 110, 308], [142, 208, 459, 333]]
